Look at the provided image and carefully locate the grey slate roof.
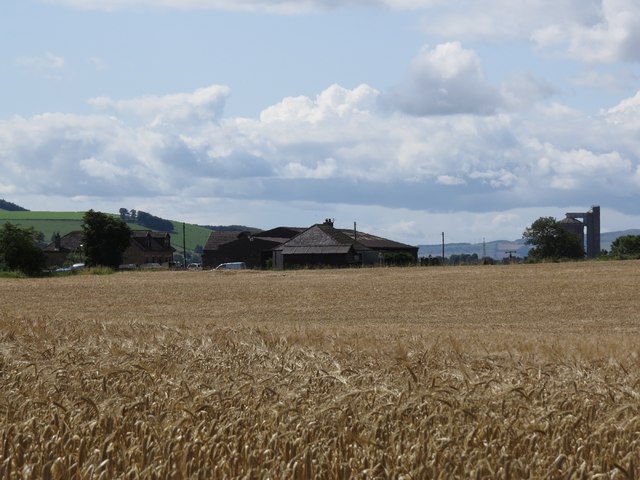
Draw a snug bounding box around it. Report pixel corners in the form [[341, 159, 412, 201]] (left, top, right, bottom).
[[129, 230, 174, 252], [275, 224, 370, 253], [282, 245, 353, 255], [203, 223, 417, 257], [339, 229, 417, 250]]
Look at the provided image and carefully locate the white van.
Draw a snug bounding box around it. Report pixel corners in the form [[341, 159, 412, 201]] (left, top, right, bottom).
[[215, 262, 247, 270]]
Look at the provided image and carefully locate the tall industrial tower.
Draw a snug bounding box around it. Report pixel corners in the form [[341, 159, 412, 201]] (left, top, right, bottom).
[[562, 206, 601, 258]]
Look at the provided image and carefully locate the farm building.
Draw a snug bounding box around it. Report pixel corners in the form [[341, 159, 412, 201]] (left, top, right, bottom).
[[124, 230, 175, 266], [42, 230, 175, 268], [273, 221, 371, 269], [42, 231, 84, 268], [202, 220, 418, 269], [202, 227, 302, 269], [273, 220, 418, 269], [339, 228, 419, 263]]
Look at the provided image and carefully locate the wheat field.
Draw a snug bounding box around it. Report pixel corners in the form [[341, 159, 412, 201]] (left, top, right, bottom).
[[1, 261, 640, 478]]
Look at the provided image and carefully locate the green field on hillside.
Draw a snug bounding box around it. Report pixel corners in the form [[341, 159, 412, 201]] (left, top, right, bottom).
[[0, 211, 86, 241], [0, 210, 212, 253]]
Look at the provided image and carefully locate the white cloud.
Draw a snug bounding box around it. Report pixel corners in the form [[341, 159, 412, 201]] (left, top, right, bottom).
[[606, 90, 640, 116], [88, 85, 231, 126], [382, 43, 502, 116], [531, 25, 568, 49], [260, 84, 379, 123], [0, 113, 175, 196], [16, 52, 65, 77], [540, 147, 631, 176], [500, 74, 556, 110], [381, 43, 555, 116], [533, 141, 633, 195], [412, 1, 640, 64], [282, 158, 337, 179], [566, 0, 640, 63], [3, 83, 640, 243], [80, 157, 128, 179], [532, 0, 640, 63], [421, 1, 601, 40], [437, 175, 465, 186]]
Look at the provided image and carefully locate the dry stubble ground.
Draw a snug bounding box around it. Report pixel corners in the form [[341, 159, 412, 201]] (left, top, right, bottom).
[[1, 261, 640, 478]]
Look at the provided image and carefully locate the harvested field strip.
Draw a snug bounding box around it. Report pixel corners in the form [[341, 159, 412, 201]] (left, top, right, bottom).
[[1, 262, 640, 478]]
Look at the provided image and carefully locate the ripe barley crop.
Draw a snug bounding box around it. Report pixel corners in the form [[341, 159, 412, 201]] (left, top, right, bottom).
[[1, 262, 639, 478]]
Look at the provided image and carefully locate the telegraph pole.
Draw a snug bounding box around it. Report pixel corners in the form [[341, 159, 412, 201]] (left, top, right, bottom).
[[441, 232, 445, 265], [183, 222, 187, 268]]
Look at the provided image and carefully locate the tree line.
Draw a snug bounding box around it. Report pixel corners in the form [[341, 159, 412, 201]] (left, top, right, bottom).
[[1, 211, 131, 276], [119, 208, 174, 232], [0, 199, 28, 212]]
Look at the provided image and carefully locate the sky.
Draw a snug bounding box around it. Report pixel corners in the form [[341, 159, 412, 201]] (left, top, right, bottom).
[[2, 0, 640, 245]]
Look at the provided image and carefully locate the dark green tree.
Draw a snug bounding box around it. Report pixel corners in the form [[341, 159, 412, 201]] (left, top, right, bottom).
[[610, 235, 640, 258], [523, 217, 584, 261], [135, 210, 174, 232], [0, 199, 28, 211], [0, 222, 46, 275], [82, 210, 131, 268], [383, 251, 416, 266]]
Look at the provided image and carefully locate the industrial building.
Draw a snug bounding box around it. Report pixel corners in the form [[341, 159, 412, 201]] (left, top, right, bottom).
[[560, 205, 601, 258]]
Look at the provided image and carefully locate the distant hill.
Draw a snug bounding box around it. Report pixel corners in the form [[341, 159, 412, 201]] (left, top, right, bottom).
[[0, 210, 213, 257], [418, 230, 640, 260], [0, 209, 275, 265], [0, 199, 28, 211], [600, 229, 640, 250], [418, 239, 528, 260]]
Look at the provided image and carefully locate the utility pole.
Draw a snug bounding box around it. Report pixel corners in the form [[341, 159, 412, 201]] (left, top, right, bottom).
[[441, 232, 445, 265], [183, 222, 187, 268]]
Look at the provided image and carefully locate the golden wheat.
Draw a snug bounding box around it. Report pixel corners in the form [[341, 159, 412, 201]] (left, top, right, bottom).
[[1, 262, 639, 478]]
